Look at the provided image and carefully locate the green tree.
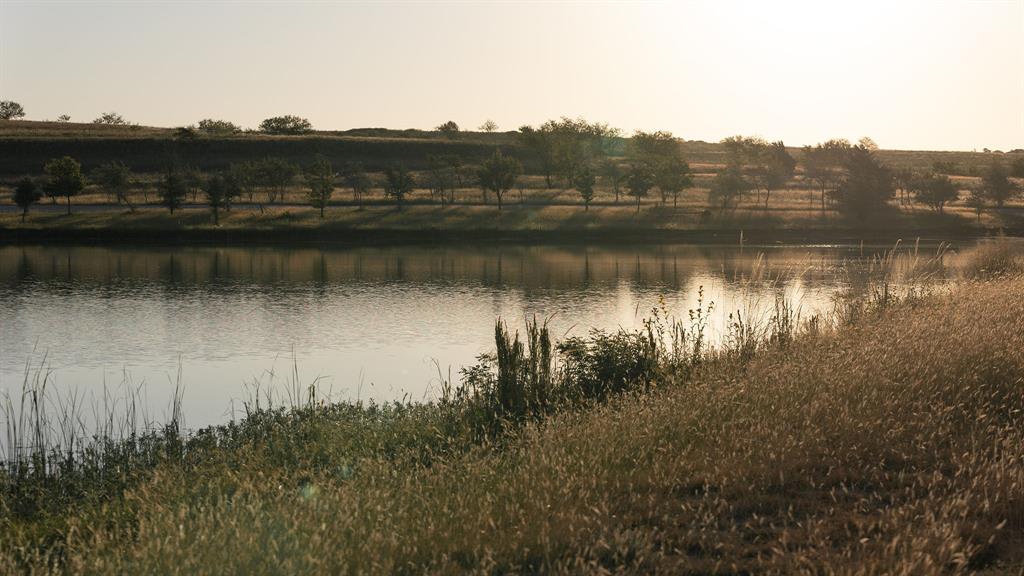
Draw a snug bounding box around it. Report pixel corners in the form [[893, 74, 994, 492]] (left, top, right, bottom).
[[43, 156, 86, 215], [197, 119, 241, 135], [259, 115, 312, 135], [306, 156, 335, 218], [709, 164, 750, 212], [1011, 157, 1024, 178], [158, 169, 188, 213], [518, 125, 556, 188], [436, 121, 460, 136], [758, 141, 796, 208], [893, 167, 916, 207], [478, 120, 498, 133], [626, 163, 654, 213], [910, 173, 958, 213], [91, 161, 134, 211], [383, 164, 416, 209], [229, 161, 260, 203], [600, 159, 625, 204], [343, 162, 372, 210], [184, 166, 203, 202], [13, 178, 41, 222], [426, 154, 457, 206], [93, 111, 126, 125], [802, 139, 851, 210], [0, 100, 26, 120], [965, 187, 988, 221], [257, 158, 298, 203], [654, 157, 692, 208], [573, 164, 596, 211], [476, 149, 522, 210], [830, 145, 893, 220], [202, 173, 237, 225], [981, 160, 1018, 207]]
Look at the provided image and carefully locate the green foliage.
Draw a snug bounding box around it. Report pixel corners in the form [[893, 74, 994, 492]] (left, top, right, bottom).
[[91, 161, 133, 209], [1011, 156, 1024, 178], [202, 173, 238, 224], [626, 163, 654, 212], [599, 158, 625, 203], [228, 161, 260, 202], [342, 162, 372, 209], [709, 164, 750, 211], [980, 160, 1018, 207], [259, 115, 312, 135], [93, 111, 127, 125], [476, 149, 522, 209], [13, 177, 41, 221], [197, 119, 242, 135], [436, 121, 460, 135], [256, 157, 299, 203], [653, 157, 692, 207], [802, 139, 851, 208], [305, 155, 335, 218], [158, 169, 188, 213], [831, 145, 894, 220], [572, 164, 596, 210], [520, 117, 619, 188], [909, 173, 958, 213], [0, 100, 26, 120], [383, 164, 416, 208], [43, 156, 85, 214]]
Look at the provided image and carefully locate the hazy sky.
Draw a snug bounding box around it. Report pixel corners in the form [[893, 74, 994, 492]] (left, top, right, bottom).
[[2, 0, 1021, 151]]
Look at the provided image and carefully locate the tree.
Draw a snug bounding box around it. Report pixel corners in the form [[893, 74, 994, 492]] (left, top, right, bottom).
[[708, 164, 750, 212], [43, 156, 85, 215], [56, 114, 71, 123], [600, 159, 625, 204], [981, 160, 1018, 207], [573, 164, 596, 210], [0, 101, 26, 120], [893, 168, 916, 207], [158, 169, 188, 213], [305, 156, 335, 218], [910, 173, 958, 213], [436, 121, 460, 136], [91, 161, 134, 210], [830, 145, 893, 220], [476, 149, 522, 210], [426, 154, 457, 205], [13, 178, 41, 222], [342, 162, 372, 210], [478, 120, 498, 133], [802, 139, 851, 210], [626, 163, 654, 213], [1011, 157, 1024, 178], [257, 158, 298, 203], [202, 173, 237, 225], [93, 112, 126, 125], [858, 136, 879, 151], [654, 157, 692, 208], [518, 125, 556, 188], [184, 166, 203, 202], [197, 119, 241, 135], [229, 161, 260, 203], [521, 117, 620, 189], [965, 187, 987, 221], [383, 164, 416, 209], [258, 115, 312, 135]]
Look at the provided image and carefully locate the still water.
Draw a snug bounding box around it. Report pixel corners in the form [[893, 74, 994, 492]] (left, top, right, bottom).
[[0, 242, 966, 429]]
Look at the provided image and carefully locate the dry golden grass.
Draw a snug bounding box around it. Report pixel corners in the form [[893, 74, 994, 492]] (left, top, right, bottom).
[[3, 277, 1022, 574]]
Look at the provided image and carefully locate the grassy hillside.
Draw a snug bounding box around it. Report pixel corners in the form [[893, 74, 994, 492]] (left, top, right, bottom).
[[2, 255, 1023, 572]]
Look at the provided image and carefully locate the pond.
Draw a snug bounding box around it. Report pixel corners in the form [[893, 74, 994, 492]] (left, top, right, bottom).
[[0, 240, 978, 430]]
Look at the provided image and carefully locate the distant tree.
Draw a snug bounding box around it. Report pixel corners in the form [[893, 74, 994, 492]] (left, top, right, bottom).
[[858, 136, 879, 151], [259, 115, 312, 135], [910, 173, 958, 213], [1011, 157, 1024, 178], [56, 114, 71, 123], [158, 169, 188, 213], [229, 161, 260, 203], [981, 160, 1018, 207], [760, 142, 796, 208], [708, 164, 750, 212], [965, 187, 988, 221], [476, 149, 522, 210], [630, 130, 679, 162], [257, 157, 298, 203], [0, 101, 26, 120], [444, 154, 465, 188], [91, 161, 134, 210], [654, 157, 693, 208], [305, 156, 335, 218], [522, 118, 620, 189], [626, 163, 655, 213], [426, 154, 457, 205], [600, 158, 625, 204], [43, 156, 85, 214], [893, 167, 916, 206], [13, 178, 41, 222], [436, 121, 460, 136], [197, 119, 241, 135], [518, 125, 556, 188], [573, 164, 596, 211], [93, 111, 127, 125], [202, 173, 237, 225], [802, 139, 851, 210], [383, 164, 416, 209], [830, 145, 893, 220], [478, 120, 499, 133], [342, 162, 372, 210], [184, 166, 203, 202]]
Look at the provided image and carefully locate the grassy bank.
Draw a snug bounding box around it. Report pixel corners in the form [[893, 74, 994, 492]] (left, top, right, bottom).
[[2, 255, 1023, 572], [3, 202, 1020, 246]]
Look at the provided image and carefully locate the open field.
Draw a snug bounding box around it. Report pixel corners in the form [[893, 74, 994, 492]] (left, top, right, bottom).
[[3, 256, 1023, 573]]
